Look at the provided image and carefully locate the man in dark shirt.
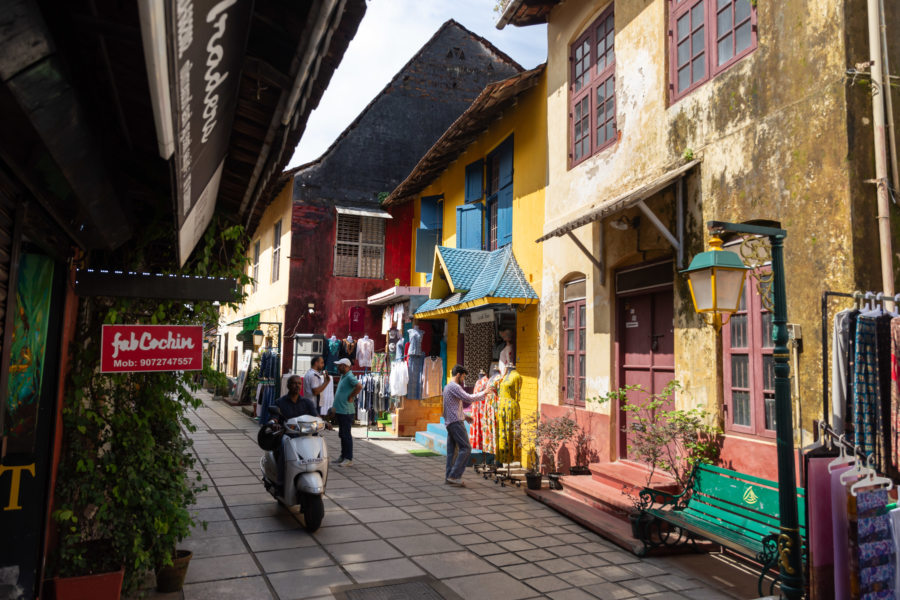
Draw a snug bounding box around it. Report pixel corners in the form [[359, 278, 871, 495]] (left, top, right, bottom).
[[276, 375, 318, 419]]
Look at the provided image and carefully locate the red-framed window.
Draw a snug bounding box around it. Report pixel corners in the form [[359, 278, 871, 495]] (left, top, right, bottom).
[[722, 269, 775, 437], [569, 6, 616, 168], [670, 0, 757, 102], [563, 279, 587, 406]]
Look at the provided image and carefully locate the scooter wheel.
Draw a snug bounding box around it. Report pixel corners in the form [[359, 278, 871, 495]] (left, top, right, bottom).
[[299, 493, 325, 533]]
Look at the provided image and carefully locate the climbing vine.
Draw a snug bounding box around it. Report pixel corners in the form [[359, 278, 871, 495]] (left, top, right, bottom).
[[51, 214, 250, 592]]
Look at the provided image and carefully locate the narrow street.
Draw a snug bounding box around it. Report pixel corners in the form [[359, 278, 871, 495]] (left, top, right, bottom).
[[173, 392, 751, 600]]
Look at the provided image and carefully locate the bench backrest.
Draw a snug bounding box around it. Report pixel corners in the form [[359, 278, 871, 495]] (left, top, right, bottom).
[[683, 463, 807, 546]]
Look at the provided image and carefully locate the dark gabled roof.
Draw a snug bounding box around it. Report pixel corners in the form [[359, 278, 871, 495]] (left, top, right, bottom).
[[260, 19, 524, 222], [383, 64, 545, 207], [495, 0, 561, 29]]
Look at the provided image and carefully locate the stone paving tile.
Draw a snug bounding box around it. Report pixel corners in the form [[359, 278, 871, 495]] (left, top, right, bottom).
[[567, 554, 610, 569], [547, 588, 597, 600], [226, 502, 281, 519], [367, 519, 436, 538], [332, 495, 392, 510], [535, 557, 580, 574], [443, 572, 537, 600], [267, 566, 351, 599], [180, 535, 247, 559], [346, 506, 408, 522], [187, 519, 238, 539], [438, 525, 470, 536], [498, 539, 537, 552], [389, 532, 462, 556], [467, 542, 506, 556], [182, 575, 273, 600], [184, 553, 259, 584], [324, 539, 401, 564], [621, 560, 667, 577], [412, 550, 497, 578], [312, 523, 377, 545], [190, 507, 231, 522], [236, 515, 301, 534], [502, 562, 547, 580], [548, 544, 583, 558], [452, 515, 482, 525], [190, 495, 224, 509], [224, 492, 279, 507], [582, 581, 636, 599], [479, 529, 517, 542], [244, 530, 318, 552], [590, 564, 638, 583], [255, 546, 334, 573], [620, 577, 669, 596], [649, 573, 701, 591], [466, 521, 500, 533], [524, 574, 572, 593], [342, 557, 426, 584], [452, 532, 488, 546], [213, 476, 261, 486], [515, 548, 556, 562]]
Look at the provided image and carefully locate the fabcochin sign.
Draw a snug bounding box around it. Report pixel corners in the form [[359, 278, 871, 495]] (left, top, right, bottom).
[[100, 325, 204, 373], [169, 0, 252, 267]]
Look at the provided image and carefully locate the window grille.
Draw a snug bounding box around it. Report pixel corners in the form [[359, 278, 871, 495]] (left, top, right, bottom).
[[271, 220, 281, 283], [334, 214, 385, 278]]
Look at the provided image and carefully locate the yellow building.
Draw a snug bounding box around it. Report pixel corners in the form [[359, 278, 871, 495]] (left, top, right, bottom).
[[219, 182, 292, 382], [383, 66, 547, 464]]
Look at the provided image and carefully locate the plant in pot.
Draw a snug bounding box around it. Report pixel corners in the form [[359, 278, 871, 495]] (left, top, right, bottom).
[[516, 411, 543, 490], [50, 220, 249, 597], [590, 380, 720, 537], [536, 413, 578, 490], [569, 424, 593, 475]]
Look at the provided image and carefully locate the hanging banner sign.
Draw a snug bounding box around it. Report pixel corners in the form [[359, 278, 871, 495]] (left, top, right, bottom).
[[470, 309, 495, 324], [168, 0, 253, 266], [100, 325, 204, 373]]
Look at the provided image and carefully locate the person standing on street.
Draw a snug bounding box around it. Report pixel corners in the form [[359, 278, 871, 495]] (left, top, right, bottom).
[[442, 364, 487, 486], [303, 355, 331, 414], [333, 358, 361, 467]]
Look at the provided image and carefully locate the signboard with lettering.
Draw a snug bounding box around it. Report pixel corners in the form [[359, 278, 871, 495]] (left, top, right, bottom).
[[470, 309, 495, 324], [100, 325, 203, 373], [168, 0, 252, 266]]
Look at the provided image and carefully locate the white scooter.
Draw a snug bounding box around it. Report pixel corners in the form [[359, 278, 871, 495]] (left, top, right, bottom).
[[259, 405, 329, 532]]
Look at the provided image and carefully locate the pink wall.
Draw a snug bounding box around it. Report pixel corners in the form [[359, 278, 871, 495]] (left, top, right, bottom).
[[539, 403, 611, 472]]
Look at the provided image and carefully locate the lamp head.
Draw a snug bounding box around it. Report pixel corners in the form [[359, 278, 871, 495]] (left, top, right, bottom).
[[681, 236, 750, 328]]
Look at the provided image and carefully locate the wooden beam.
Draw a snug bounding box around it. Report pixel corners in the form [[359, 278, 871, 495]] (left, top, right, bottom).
[[567, 231, 604, 277], [75, 270, 239, 302]]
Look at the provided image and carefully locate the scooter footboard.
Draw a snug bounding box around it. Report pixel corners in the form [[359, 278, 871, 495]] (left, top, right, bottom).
[[296, 472, 325, 495]]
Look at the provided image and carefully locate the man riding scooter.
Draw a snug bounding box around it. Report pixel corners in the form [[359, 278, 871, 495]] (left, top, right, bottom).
[[270, 375, 332, 490]]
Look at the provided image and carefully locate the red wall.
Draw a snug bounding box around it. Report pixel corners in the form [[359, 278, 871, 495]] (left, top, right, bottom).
[[540, 403, 611, 472], [282, 201, 413, 372]]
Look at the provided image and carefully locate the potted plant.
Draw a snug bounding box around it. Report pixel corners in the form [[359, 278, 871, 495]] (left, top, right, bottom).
[[516, 412, 543, 490], [569, 424, 593, 475], [536, 413, 578, 490], [590, 381, 720, 536]]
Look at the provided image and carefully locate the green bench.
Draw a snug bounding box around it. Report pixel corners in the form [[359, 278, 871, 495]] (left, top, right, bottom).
[[637, 463, 806, 596]]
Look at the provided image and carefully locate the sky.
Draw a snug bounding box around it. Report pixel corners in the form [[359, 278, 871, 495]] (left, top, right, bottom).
[[287, 0, 547, 169]]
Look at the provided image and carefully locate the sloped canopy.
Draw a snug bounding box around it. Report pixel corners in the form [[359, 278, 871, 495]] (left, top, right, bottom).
[[416, 246, 538, 318]]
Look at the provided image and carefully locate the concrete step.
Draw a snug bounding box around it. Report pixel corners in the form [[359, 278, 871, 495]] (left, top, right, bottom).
[[426, 422, 448, 437], [525, 488, 645, 555], [558, 474, 634, 518], [589, 461, 679, 497], [414, 431, 436, 450]]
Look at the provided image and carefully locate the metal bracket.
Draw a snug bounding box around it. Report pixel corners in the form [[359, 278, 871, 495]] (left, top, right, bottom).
[[635, 199, 683, 267], [567, 231, 604, 285]]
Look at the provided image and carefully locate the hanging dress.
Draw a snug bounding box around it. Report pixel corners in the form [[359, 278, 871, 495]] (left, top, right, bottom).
[[495, 370, 522, 464], [480, 376, 501, 455], [471, 376, 489, 451]]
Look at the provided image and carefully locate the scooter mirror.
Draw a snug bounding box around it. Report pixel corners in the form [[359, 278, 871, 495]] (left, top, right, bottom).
[[268, 405, 282, 417]]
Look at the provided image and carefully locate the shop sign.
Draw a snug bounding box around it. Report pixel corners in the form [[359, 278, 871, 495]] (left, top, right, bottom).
[[100, 325, 203, 373], [470, 309, 495, 324], [169, 0, 253, 266]]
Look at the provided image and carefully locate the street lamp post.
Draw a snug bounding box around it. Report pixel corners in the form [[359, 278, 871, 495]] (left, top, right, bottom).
[[683, 221, 803, 599]]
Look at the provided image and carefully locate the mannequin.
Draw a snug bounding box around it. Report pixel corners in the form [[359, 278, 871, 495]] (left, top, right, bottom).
[[357, 334, 374, 368], [495, 362, 522, 465], [406, 322, 425, 399], [341, 334, 357, 363], [498, 328, 514, 376], [325, 335, 342, 374]]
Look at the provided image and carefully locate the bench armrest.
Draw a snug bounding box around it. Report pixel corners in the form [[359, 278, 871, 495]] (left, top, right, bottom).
[[638, 487, 685, 509]]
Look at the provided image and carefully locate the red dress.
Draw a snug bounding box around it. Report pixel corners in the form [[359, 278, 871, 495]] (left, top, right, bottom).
[[470, 376, 489, 450]]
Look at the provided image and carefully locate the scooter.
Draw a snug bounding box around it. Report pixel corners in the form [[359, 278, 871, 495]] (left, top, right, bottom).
[[259, 405, 329, 532]]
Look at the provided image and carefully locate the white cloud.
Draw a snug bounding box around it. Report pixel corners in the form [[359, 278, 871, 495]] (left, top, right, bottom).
[[287, 0, 547, 168]]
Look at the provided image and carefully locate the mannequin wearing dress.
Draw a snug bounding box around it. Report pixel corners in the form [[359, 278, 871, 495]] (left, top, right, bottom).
[[497, 328, 514, 376], [495, 365, 522, 465]]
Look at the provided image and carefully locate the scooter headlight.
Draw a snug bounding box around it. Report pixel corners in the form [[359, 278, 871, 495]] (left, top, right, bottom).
[[298, 422, 320, 434], [285, 422, 301, 433]]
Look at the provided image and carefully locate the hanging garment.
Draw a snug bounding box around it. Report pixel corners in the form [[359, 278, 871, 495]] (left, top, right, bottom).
[[325, 338, 341, 373], [371, 352, 386, 375], [470, 376, 489, 451], [889, 507, 900, 594], [892, 317, 900, 473], [495, 369, 523, 465], [834, 309, 857, 432], [422, 357, 444, 398], [832, 464, 854, 598], [854, 314, 894, 469], [395, 337, 405, 361], [499, 343, 513, 376], [340, 338, 357, 362], [463, 316, 495, 387], [856, 488, 894, 598], [382, 306, 392, 334], [393, 303, 404, 326], [408, 327, 424, 356], [319, 378, 335, 415], [407, 355, 425, 400], [807, 457, 838, 600], [357, 337, 375, 367], [481, 375, 501, 455], [390, 360, 409, 397]]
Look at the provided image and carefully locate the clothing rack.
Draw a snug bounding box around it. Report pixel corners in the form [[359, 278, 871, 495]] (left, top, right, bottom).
[[816, 420, 878, 462], [820, 289, 900, 427]]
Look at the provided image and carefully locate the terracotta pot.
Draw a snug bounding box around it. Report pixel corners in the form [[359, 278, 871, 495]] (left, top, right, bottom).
[[54, 568, 124, 600], [156, 549, 193, 593]]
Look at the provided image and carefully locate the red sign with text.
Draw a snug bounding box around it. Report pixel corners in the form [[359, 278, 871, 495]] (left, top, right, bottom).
[[100, 325, 203, 373]]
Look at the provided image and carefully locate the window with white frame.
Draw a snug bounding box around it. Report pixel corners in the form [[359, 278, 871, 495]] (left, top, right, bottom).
[[334, 214, 385, 278], [271, 220, 282, 283], [251, 239, 260, 293]]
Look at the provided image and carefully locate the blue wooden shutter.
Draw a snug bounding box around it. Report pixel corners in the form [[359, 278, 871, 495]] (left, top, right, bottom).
[[456, 204, 483, 249], [496, 137, 513, 247], [420, 195, 442, 230], [465, 160, 484, 203], [415, 229, 441, 274]]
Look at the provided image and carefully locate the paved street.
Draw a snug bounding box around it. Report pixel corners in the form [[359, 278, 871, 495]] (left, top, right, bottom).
[[174, 392, 749, 600]]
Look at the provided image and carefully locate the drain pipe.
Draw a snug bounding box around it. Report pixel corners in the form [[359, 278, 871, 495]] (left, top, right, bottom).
[[879, 0, 899, 200], [867, 0, 896, 301]]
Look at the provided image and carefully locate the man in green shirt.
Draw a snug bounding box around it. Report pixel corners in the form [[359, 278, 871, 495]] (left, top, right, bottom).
[[333, 358, 361, 467]]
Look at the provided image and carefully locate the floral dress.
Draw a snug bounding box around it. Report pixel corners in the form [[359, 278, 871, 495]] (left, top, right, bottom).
[[470, 376, 489, 451], [495, 369, 522, 465], [481, 375, 501, 455]]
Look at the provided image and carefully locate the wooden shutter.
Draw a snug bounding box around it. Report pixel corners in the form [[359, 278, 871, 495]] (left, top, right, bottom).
[[464, 160, 484, 203], [496, 137, 513, 247], [415, 229, 441, 274], [455, 203, 484, 250]]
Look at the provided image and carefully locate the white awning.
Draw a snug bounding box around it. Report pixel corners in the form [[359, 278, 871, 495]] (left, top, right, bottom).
[[335, 206, 392, 219], [367, 286, 431, 306]]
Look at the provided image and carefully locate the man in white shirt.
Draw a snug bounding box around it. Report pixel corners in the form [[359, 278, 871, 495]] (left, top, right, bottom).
[[303, 356, 331, 414]]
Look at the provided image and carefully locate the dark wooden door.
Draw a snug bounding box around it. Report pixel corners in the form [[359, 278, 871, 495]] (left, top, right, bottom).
[[618, 288, 675, 460]]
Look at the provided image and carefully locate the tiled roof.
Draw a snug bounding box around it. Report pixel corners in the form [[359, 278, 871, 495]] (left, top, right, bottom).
[[416, 246, 537, 315]]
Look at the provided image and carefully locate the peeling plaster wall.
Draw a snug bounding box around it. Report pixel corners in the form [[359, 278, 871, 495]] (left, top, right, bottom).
[[540, 0, 874, 468]]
